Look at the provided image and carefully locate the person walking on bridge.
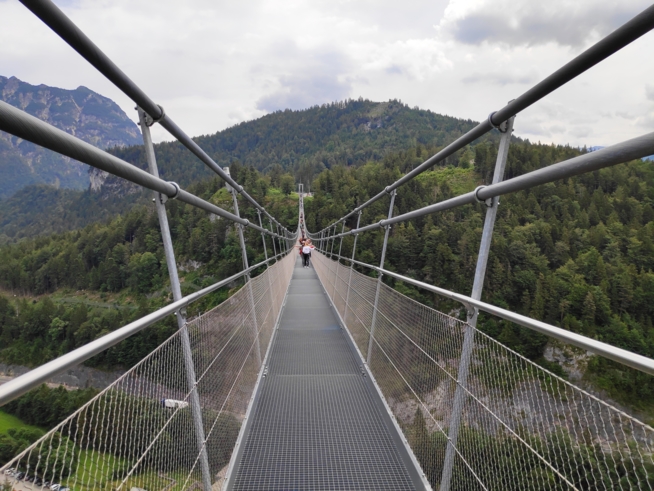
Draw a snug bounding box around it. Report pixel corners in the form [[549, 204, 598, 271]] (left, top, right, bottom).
[[302, 240, 314, 268], [297, 238, 305, 264]]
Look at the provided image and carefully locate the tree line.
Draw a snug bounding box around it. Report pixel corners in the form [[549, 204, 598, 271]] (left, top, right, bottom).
[[1, 135, 652, 412], [0, 167, 298, 370], [304, 140, 654, 411]]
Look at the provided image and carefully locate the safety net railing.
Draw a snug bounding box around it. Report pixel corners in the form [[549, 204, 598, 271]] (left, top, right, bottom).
[[311, 250, 654, 490], [301, 6, 654, 489], [0, 2, 299, 490], [0, 251, 296, 491]]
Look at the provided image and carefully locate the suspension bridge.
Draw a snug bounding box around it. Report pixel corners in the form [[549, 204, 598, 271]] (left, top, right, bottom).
[[1, 1, 654, 490]]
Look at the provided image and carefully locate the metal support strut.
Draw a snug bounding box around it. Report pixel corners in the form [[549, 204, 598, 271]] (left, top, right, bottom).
[[332, 222, 346, 299], [137, 108, 212, 491], [367, 190, 397, 363], [329, 225, 336, 258], [344, 211, 362, 324], [440, 115, 515, 491], [256, 209, 276, 320], [269, 219, 278, 258], [226, 168, 262, 367]]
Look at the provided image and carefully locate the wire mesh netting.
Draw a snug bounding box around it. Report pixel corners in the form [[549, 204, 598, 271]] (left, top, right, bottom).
[[0, 251, 295, 491], [312, 251, 654, 491]]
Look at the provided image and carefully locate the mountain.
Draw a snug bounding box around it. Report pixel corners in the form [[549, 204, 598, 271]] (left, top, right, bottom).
[[0, 185, 143, 244], [0, 99, 494, 240], [109, 98, 487, 187], [0, 75, 141, 199]]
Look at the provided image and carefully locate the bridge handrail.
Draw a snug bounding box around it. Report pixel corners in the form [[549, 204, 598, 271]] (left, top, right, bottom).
[[315, 132, 654, 239], [308, 247, 654, 491], [0, 249, 291, 406], [319, 250, 654, 376], [0, 101, 289, 240], [312, 3, 654, 234], [19, 0, 289, 234]]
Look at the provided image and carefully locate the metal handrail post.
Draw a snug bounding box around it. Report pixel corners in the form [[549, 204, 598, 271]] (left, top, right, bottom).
[[269, 219, 278, 258], [344, 211, 362, 323], [276, 224, 282, 254], [329, 225, 336, 258], [366, 190, 397, 363], [257, 209, 276, 316], [440, 115, 515, 491], [137, 108, 212, 491], [332, 222, 346, 299], [257, 210, 268, 262], [227, 170, 262, 367], [281, 226, 286, 252], [337, 222, 345, 261]]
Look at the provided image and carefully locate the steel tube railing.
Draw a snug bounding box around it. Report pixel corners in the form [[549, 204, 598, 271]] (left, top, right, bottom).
[[440, 115, 515, 491], [328, 131, 654, 239], [138, 108, 213, 491], [315, 3, 654, 234], [322, 251, 654, 377], [0, 250, 290, 406], [18, 0, 289, 233], [367, 189, 396, 363], [0, 101, 287, 239]]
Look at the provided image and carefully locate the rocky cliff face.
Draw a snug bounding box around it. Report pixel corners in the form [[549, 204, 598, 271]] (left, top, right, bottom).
[[0, 75, 141, 199], [88, 166, 142, 198]]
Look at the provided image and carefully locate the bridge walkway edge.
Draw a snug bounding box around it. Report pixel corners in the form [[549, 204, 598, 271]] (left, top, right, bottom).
[[224, 256, 426, 491]]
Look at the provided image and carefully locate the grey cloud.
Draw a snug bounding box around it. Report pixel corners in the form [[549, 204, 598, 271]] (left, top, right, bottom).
[[517, 121, 551, 137], [448, 2, 648, 47], [646, 84, 654, 101], [256, 45, 352, 112], [570, 126, 592, 138], [257, 74, 352, 112], [461, 70, 538, 86], [386, 65, 404, 75]]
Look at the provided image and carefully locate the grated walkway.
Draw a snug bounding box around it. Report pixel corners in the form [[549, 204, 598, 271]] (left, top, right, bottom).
[[227, 257, 422, 491]]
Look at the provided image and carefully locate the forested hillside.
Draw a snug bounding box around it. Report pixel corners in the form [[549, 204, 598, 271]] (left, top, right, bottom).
[[304, 142, 654, 414], [0, 185, 144, 243], [0, 99, 491, 241], [0, 98, 652, 421], [0, 164, 298, 370], [109, 98, 487, 188]]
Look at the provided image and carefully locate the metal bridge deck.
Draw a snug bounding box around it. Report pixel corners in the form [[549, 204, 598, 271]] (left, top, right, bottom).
[[227, 257, 422, 491]]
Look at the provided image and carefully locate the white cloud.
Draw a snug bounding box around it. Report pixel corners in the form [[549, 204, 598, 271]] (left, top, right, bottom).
[[255, 44, 354, 111], [461, 69, 538, 86], [352, 38, 452, 81], [439, 0, 652, 47], [0, 0, 652, 149], [646, 84, 654, 101]]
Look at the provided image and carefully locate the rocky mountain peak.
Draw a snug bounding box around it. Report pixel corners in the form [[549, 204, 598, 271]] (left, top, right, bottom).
[[0, 75, 142, 199]]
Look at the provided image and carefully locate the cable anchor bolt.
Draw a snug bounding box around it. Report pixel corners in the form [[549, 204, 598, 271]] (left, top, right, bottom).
[[144, 104, 166, 127], [474, 186, 493, 208], [488, 111, 511, 133]]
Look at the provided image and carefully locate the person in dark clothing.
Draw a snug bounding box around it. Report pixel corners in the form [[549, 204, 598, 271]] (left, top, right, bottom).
[[302, 241, 314, 268], [297, 238, 306, 263]]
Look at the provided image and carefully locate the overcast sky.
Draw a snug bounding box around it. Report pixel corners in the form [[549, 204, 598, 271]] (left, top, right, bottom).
[[1, 0, 653, 148]]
